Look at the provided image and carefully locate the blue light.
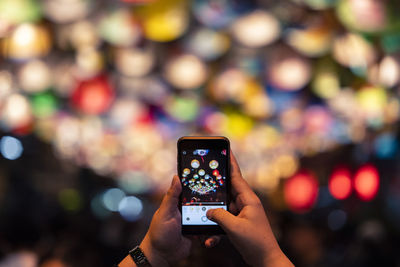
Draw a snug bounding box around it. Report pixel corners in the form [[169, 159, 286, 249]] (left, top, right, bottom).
[[0, 136, 23, 160], [118, 196, 143, 222], [102, 188, 125, 212], [374, 133, 397, 159]]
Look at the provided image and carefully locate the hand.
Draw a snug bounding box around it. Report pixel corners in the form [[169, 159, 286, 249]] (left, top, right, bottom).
[[206, 152, 294, 267], [119, 175, 217, 267]]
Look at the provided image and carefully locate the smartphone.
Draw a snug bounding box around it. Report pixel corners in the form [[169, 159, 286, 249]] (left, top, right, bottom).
[[177, 136, 230, 235]]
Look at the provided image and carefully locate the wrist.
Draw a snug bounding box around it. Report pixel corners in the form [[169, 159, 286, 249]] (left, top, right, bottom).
[[140, 235, 169, 267], [261, 247, 293, 267]]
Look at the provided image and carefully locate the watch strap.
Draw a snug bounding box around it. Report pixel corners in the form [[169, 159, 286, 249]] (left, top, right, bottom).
[[129, 246, 152, 267]]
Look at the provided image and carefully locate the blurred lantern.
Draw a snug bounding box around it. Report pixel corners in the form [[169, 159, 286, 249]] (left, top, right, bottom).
[[328, 88, 359, 120], [275, 153, 299, 178], [192, 0, 238, 29], [354, 164, 379, 201], [284, 171, 319, 212], [118, 196, 143, 221], [0, 70, 14, 100], [303, 106, 332, 134], [185, 28, 230, 61], [256, 164, 280, 192], [102, 188, 125, 212], [0, 136, 23, 160], [286, 17, 334, 57], [75, 47, 104, 78], [368, 55, 400, 88], [164, 54, 207, 89], [231, 10, 280, 48], [118, 76, 169, 106], [333, 33, 376, 69], [279, 107, 303, 132], [42, 0, 91, 24], [114, 47, 154, 77], [328, 167, 352, 200], [224, 112, 253, 139], [69, 20, 99, 49], [99, 9, 141, 46], [374, 133, 397, 159], [165, 94, 199, 122], [71, 75, 114, 115], [209, 68, 248, 102], [135, 0, 189, 42], [1, 23, 51, 60], [312, 59, 340, 99], [336, 0, 387, 33], [108, 99, 148, 130], [31, 92, 58, 118], [356, 85, 387, 124], [18, 60, 51, 93], [0, 0, 41, 26], [1, 94, 32, 131], [54, 115, 81, 158], [267, 48, 311, 91]]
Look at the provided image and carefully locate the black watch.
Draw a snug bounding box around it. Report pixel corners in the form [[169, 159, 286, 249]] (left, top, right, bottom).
[[129, 246, 152, 267]]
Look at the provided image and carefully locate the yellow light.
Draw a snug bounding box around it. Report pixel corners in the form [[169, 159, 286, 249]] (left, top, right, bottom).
[[135, 0, 189, 42], [1, 23, 51, 60], [357, 86, 387, 120]]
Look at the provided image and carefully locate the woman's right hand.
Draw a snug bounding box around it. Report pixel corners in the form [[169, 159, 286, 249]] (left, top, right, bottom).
[[206, 152, 294, 267]]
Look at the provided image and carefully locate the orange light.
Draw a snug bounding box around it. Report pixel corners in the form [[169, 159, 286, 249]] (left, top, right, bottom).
[[284, 171, 319, 213], [354, 165, 379, 201], [328, 167, 352, 200], [71, 76, 114, 115]]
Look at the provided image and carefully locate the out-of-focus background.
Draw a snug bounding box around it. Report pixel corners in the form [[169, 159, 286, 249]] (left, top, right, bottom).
[[0, 0, 400, 266]]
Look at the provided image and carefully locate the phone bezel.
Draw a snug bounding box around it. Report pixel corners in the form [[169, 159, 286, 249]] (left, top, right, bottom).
[[177, 136, 231, 235]]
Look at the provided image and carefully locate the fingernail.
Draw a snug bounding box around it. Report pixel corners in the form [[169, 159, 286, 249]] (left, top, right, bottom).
[[171, 176, 177, 187], [206, 210, 212, 219]]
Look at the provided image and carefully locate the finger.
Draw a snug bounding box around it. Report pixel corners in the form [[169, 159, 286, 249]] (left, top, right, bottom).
[[204, 236, 221, 248], [206, 208, 237, 232], [159, 175, 181, 214]]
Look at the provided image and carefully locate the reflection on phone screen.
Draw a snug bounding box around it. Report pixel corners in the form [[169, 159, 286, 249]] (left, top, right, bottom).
[[181, 148, 228, 225]]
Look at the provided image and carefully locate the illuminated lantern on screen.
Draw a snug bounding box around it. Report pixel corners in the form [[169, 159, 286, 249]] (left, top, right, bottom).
[[328, 167, 352, 200], [284, 171, 319, 213], [71, 76, 114, 115], [354, 164, 379, 201]]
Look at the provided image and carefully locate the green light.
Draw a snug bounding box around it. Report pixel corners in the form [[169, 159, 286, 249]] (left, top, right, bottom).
[[31, 92, 57, 118], [0, 0, 41, 24], [58, 188, 82, 212]]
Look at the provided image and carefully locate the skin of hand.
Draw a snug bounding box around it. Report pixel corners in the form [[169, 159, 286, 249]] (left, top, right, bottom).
[[119, 175, 217, 267], [205, 152, 294, 267]]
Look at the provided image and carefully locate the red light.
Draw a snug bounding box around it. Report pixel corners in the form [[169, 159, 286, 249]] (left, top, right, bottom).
[[328, 168, 352, 200], [71, 76, 114, 115], [284, 171, 319, 213], [212, 170, 220, 176], [354, 165, 379, 201]]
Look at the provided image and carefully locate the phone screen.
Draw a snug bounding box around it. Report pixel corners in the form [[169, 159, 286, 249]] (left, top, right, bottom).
[[178, 139, 229, 227]]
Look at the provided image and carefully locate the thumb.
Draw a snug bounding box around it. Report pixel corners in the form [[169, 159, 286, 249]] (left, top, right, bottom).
[[159, 175, 181, 214], [206, 208, 237, 232]]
